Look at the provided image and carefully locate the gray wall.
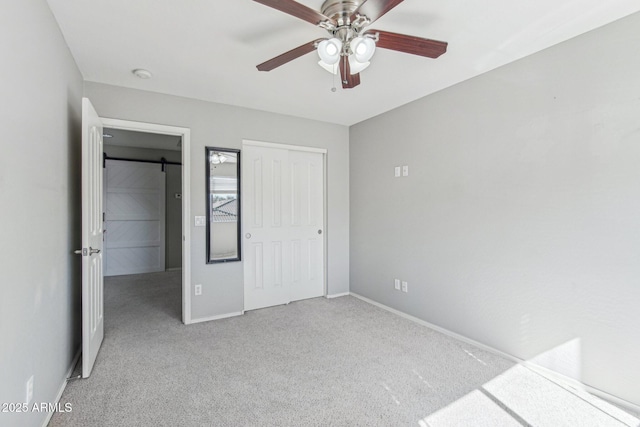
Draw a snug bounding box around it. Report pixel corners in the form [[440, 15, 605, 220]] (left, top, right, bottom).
[[103, 145, 183, 270], [0, 1, 83, 426], [85, 82, 350, 320], [350, 13, 640, 407]]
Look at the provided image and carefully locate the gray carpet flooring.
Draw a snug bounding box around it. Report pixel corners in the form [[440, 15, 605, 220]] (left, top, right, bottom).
[[50, 272, 639, 427]]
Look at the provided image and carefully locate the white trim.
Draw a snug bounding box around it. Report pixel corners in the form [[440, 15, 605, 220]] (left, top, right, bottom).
[[100, 117, 192, 325], [326, 292, 349, 299], [190, 311, 244, 324], [243, 139, 327, 154], [349, 292, 640, 414], [350, 292, 517, 360], [42, 348, 81, 427]]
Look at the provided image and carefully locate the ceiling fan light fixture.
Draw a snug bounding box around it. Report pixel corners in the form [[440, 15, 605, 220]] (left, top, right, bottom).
[[317, 38, 342, 65], [351, 36, 376, 63], [348, 55, 370, 75], [211, 152, 228, 164], [318, 60, 339, 75]]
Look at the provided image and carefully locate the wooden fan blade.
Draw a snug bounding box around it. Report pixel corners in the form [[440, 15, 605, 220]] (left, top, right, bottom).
[[257, 38, 324, 71], [339, 56, 361, 89], [367, 30, 448, 58], [253, 0, 335, 26], [350, 0, 405, 25]]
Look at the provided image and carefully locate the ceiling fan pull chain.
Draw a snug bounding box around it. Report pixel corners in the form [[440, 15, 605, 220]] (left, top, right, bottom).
[[331, 63, 337, 92]]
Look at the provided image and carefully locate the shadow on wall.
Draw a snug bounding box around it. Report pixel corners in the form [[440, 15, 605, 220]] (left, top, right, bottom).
[[67, 92, 83, 351], [419, 339, 639, 427]]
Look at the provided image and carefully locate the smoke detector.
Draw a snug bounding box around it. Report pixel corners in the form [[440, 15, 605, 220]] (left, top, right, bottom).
[[132, 68, 152, 79]]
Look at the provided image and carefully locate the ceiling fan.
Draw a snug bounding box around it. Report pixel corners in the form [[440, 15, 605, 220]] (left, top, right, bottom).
[[254, 0, 448, 89]]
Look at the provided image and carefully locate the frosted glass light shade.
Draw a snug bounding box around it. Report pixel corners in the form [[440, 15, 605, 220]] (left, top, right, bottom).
[[351, 37, 376, 63], [211, 152, 227, 164], [318, 60, 339, 75], [317, 38, 342, 65], [348, 55, 370, 74]]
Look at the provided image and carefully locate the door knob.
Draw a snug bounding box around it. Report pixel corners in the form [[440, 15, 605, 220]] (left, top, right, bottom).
[[245, 233, 252, 239], [318, 230, 322, 235], [73, 247, 100, 256]]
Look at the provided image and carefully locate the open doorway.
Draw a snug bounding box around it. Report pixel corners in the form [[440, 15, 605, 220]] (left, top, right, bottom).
[[102, 127, 183, 321], [100, 118, 192, 324], [102, 128, 182, 276]]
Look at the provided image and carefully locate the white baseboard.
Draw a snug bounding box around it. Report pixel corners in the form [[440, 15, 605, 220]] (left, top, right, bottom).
[[349, 292, 640, 414], [42, 347, 81, 427], [326, 292, 350, 299], [190, 311, 243, 324]]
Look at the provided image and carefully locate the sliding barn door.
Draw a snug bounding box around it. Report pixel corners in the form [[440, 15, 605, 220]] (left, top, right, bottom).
[[243, 144, 324, 311], [104, 160, 166, 276]]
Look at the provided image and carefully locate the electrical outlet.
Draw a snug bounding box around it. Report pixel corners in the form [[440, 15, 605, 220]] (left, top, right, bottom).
[[402, 165, 409, 177], [26, 375, 34, 404], [401, 281, 408, 293], [394, 166, 401, 178], [194, 284, 202, 296], [194, 216, 206, 227], [394, 279, 401, 290]]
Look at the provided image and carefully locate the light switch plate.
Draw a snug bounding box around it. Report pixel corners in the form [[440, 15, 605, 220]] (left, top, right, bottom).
[[194, 216, 206, 227], [402, 165, 409, 177], [394, 279, 401, 290], [394, 166, 401, 178], [401, 281, 408, 293]]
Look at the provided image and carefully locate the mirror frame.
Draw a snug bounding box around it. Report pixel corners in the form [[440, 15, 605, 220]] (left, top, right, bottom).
[[205, 146, 241, 264]]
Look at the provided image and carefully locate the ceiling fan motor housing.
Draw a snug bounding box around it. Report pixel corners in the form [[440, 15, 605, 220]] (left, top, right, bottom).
[[321, 0, 363, 26]]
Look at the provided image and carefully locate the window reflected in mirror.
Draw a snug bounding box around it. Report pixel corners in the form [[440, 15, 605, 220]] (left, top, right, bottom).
[[206, 147, 240, 263]]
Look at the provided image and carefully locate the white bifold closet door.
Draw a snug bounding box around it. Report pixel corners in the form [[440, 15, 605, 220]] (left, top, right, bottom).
[[104, 160, 166, 276], [243, 145, 324, 311]]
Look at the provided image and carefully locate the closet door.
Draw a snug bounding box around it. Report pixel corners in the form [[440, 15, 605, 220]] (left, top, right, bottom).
[[243, 144, 324, 311]]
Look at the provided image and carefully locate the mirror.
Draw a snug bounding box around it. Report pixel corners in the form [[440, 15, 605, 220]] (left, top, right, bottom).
[[206, 147, 241, 263]]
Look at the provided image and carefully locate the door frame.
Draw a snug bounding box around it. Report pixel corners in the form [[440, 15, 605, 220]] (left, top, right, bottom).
[[241, 139, 329, 308], [101, 118, 193, 324]]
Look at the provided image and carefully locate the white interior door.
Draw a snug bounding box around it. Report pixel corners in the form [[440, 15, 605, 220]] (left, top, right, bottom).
[[81, 98, 104, 378], [288, 150, 325, 303], [104, 160, 166, 276], [243, 144, 325, 311]]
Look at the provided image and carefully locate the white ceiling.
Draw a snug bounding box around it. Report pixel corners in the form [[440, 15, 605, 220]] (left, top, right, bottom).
[[47, 0, 640, 126]]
